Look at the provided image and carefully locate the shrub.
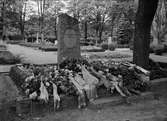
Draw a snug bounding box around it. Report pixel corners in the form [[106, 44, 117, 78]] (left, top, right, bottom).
[[101, 43, 116, 51], [116, 44, 129, 48], [150, 44, 165, 55], [0, 44, 7, 50], [39, 46, 57, 51], [8, 35, 23, 40], [101, 43, 108, 50], [108, 43, 116, 51], [9, 66, 30, 93], [6, 40, 21, 44], [0, 51, 22, 64]]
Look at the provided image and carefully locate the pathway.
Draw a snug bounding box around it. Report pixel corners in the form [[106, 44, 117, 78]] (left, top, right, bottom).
[[7, 44, 167, 65], [150, 54, 167, 63], [7, 44, 58, 65]]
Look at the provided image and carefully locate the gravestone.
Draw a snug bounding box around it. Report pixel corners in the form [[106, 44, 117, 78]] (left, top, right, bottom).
[[57, 14, 81, 64], [108, 36, 112, 45]]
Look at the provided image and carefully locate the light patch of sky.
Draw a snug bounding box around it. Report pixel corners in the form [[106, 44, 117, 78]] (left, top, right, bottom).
[[25, 0, 38, 20], [25, 0, 69, 20]]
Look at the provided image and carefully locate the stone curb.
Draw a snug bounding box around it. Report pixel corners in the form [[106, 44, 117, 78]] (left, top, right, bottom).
[[88, 92, 154, 110], [88, 78, 167, 110], [151, 78, 167, 86]]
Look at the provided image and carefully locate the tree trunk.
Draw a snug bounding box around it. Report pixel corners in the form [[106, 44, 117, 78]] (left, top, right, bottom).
[[20, 1, 27, 41], [99, 17, 105, 43], [99, 28, 103, 43], [20, 12, 24, 40], [36, 32, 39, 43], [99, 22, 102, 43], [110, 23, 114, 38], [95, 28, 98, 46], [0, 1, 5, 40], [55, 17, 57, 40], [0, 16, 3, 40], [84, 20, 87, 42], [133, 0, 158, 69]]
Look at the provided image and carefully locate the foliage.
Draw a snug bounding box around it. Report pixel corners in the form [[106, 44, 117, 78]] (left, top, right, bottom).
[[10, 59, 149, 102], [108, 43, 116, 51], [101, 43, 108, 50], [0, 0, 136, 46], [150, 44, 167, 55], [116, 14, 133, 44], [0, 51, 22, 64], [151, 0, 167, 44], [81, 46, 104, 52]]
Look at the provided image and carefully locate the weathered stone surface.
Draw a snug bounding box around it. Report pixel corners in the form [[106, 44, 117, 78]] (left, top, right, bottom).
[[57, 14, 81, 64], [88, 92, 154, 110]]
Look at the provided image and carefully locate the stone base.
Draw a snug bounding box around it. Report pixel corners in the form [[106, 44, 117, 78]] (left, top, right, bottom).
[[88, 92, 154, 110], [15, 95, 78, 115]]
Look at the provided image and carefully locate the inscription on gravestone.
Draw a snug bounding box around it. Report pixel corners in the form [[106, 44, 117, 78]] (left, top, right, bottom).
[[63, 29, 77, 48], [57, 14, 81, 64]]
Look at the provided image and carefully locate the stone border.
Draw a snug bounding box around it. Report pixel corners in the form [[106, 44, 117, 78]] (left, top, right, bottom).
[[88, 92, 154, 110], [88, 78, 167, 110]]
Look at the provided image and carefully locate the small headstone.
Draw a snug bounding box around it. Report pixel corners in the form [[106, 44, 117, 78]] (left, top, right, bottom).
[[108, 36, 112, 45], [36, 33, 39, 43], [57, 14, 81, 64], [54, 40, 57, 45]]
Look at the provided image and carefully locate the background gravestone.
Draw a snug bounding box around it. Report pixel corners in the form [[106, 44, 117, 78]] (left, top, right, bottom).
[[57, 14, 81, 64]]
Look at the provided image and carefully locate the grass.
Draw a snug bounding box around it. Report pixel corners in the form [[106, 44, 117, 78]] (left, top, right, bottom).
[[88, 52, 132, 60], [81, 46, 104, 52]]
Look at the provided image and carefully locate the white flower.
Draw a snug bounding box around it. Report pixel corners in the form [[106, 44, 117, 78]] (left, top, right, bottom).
[[45, 82, 50, 87]]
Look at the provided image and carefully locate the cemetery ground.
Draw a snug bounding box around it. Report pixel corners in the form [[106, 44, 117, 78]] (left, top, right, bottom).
[[5, 44, 167, 65], [0, 44, 167, 121], [0, 74, 167, 121], [32, 86, 167, 121]]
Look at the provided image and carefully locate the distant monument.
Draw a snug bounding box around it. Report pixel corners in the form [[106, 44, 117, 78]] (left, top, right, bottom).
[[108, 36, 112, 45], [57, 14, 81, 64]]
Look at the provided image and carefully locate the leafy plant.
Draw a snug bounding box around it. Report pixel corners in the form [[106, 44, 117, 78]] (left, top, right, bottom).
[[108, 43, 116, 51], [0, 51, 22, 64], [101, 43, 108, 50]]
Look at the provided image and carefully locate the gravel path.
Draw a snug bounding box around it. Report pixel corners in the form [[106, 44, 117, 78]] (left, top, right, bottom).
[[7, 44, 58, 65], [7, 44, 167, 65]]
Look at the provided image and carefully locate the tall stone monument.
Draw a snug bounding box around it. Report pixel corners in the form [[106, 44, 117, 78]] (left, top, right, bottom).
[[57, 14, 81, 64]]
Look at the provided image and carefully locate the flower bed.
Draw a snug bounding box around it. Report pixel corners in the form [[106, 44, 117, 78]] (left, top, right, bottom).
[[149, 59, 167, 80], [19, 42, 58, 51], [9, 58, 150, 110], [19, 43, 42, 48], [81, 46, 104, 52], [39, 45, 57, 51], [88, 52, 132, 61]]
